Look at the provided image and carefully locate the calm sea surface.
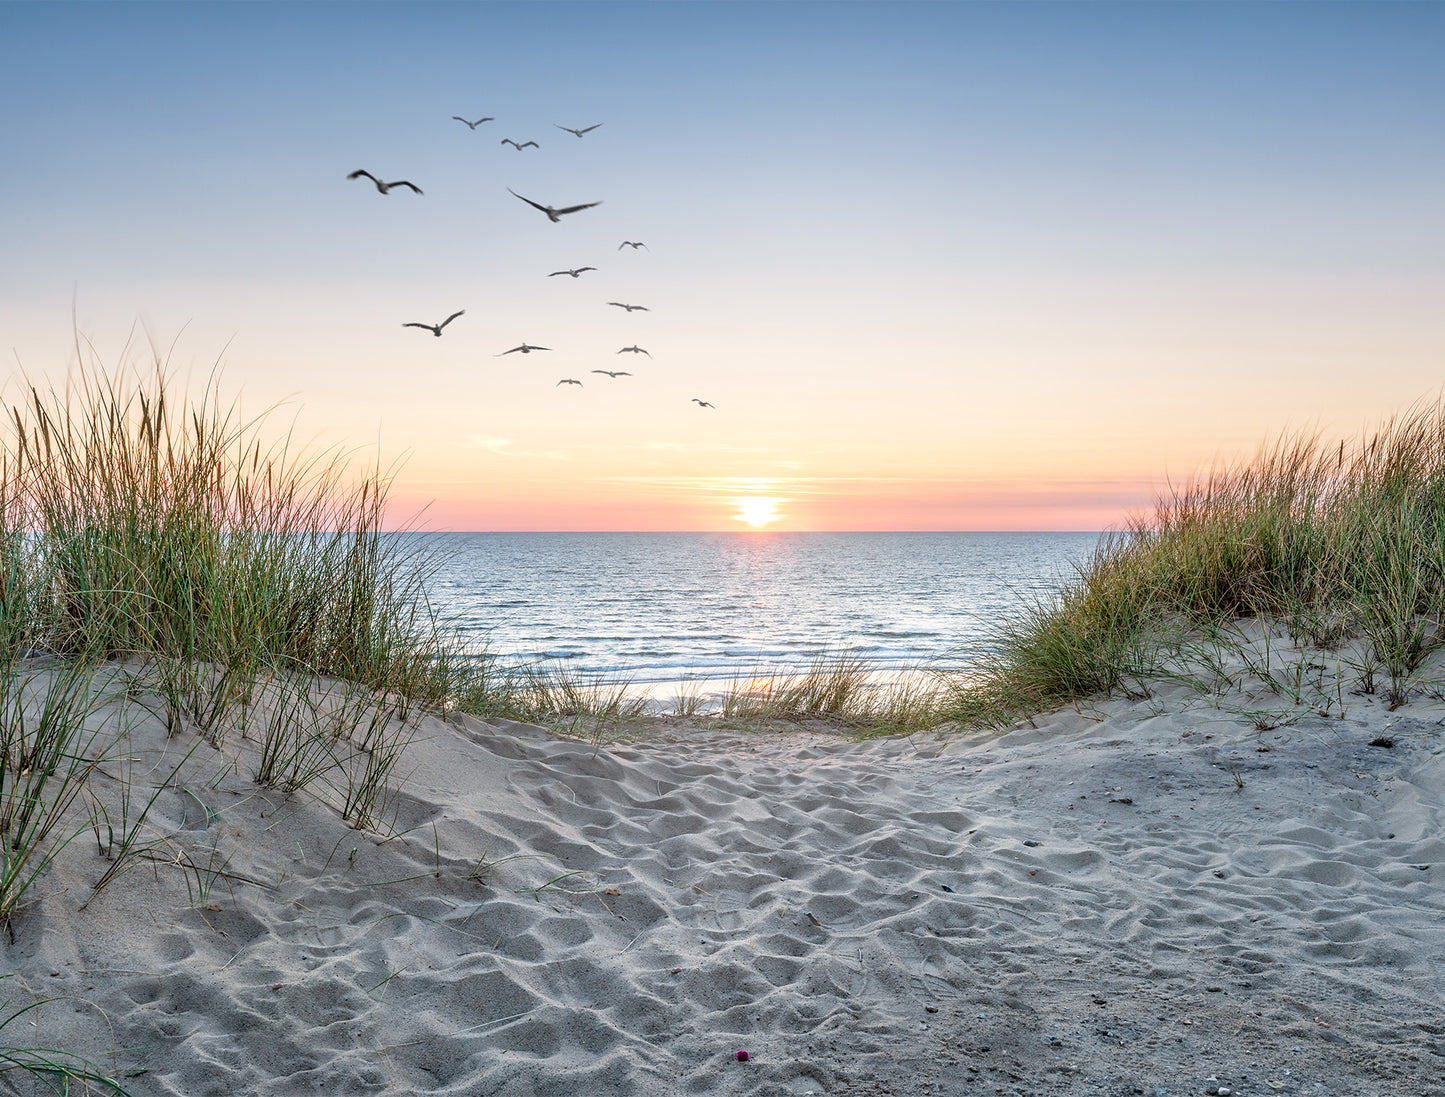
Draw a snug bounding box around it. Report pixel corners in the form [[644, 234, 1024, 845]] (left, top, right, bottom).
[[421, 532, 1100, 689]]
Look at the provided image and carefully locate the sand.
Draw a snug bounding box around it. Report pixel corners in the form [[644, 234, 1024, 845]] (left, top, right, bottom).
[[3, 652, 1444, 1096]]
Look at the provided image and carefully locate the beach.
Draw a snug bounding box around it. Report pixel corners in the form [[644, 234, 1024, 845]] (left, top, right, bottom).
[[4, 658, 1442, 1097]]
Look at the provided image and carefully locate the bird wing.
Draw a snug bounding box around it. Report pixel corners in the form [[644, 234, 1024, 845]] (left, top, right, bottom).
[[347, 170, 380, 185], [439, 311, 464, 328], [402, 323, 434, 331], [520, 141, 539, 148], [554, 125, 577, 135], [507, 189, 550, 214], [578, 267, 596, 273], [547, 271, 567, 277], [390, 181, 423, 194], [500, 139, 516, 147], [452, 117, 469, 125], [497, 347, 521, 355], [578, 124, 602, 134], [607, 302, 625, 308], [554, 201, 602, 216]]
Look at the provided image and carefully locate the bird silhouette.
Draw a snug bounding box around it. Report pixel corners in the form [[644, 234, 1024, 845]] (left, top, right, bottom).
[[500, 139, 539, 150], [496, 344, 550, 356], [557, 378, 583, 387], [617, 346, 651, 357], [403, 311, 464, 337], [452, 116, 494, 129], [347, 170, 423, 195], [607, 302, 650, 313], [548, 267, 597, 278], [508, 189, 602, 222], [618, 241, 648, 250], [555, 123, 603, 138], [591, 370, 632, 379], [692, 399, 715, 408]]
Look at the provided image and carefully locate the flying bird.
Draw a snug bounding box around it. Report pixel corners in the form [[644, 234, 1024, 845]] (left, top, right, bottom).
[[591, 370, 632, 379], [500, 139, 539, 150], [496, 343, 550, 356], [452, 116, 495, 129], [617, 346, 651, 357], [607, 302, 649, 313], [548, 267, 597, 278], [403, 311, 464, 337], [555, 123, 603, 138], [557, 378, 583, 387], [618, 241, 648, 250], [347, 170, 423, 195], [692, 399, 715, 408], [508, 188, 602, 222]]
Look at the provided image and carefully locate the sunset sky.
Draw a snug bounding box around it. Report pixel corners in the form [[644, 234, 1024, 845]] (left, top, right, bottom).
[[2, 2, 1442, 531]]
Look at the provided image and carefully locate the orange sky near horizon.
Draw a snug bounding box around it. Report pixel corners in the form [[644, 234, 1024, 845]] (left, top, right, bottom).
[[388, 473, 1161, 532]]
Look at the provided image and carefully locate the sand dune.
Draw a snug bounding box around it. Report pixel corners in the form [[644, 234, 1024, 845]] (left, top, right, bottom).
[[4, 665, 1444, 1096]]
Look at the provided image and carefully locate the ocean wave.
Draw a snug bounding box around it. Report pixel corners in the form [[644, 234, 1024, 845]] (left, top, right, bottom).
[[429, 532, 1094, 685]]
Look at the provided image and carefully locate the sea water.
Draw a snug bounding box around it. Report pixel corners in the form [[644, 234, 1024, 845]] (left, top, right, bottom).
[[422, 532, 1100, 691]]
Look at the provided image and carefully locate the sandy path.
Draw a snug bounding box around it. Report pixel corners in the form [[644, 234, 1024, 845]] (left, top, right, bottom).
[[4, 677, 1443, 1096]]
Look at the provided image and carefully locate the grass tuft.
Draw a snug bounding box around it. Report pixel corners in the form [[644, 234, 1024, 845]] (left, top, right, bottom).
[[948, 398, 1445, 723]]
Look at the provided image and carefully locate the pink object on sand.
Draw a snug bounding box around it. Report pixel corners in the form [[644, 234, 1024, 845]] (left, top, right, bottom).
[[736, 1049, 750, 1062]]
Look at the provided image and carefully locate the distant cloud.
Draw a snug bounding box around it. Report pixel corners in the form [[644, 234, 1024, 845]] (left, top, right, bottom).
[[458, 435, 569, 461]]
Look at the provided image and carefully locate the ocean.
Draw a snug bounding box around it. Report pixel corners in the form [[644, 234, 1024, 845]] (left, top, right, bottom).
[[422, 532, 1101, 690]]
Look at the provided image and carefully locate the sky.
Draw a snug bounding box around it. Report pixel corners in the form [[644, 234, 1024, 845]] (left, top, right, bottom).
[[2, 1, 1442, 532]]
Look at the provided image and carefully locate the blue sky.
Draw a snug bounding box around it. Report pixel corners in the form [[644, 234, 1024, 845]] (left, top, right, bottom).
[[3, 1, 1442, 529]]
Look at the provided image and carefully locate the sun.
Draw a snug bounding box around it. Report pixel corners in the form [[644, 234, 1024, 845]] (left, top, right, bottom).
[[732, 496, 784, 528]]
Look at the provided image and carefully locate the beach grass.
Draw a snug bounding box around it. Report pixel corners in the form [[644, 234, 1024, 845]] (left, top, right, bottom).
[[718, 651, 949, 735], [0, 993, 133, 1095], [0, 356, 492, 929], [947, 399, 1445, 725]]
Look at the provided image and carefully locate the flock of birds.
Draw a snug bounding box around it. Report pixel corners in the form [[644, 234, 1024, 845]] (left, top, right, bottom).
[[348, 114, 716, 409]]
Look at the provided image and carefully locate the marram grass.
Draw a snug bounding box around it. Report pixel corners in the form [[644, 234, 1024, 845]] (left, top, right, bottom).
[[947, 399, 1445, 724], [0, 357, 493, 928], [8, 365, 463, 703]]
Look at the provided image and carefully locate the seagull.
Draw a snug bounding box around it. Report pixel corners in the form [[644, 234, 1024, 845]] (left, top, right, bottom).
[[496, 343, 550, 356], [692, 399, 715, 408], [618, 241, 648, 250], [452, 116, 495, 129], [500, 139, 539, 150], [607, 302, 649, 312], [347, 170, 423, 195], [617, 346, 651, 357], [555, 123, 603, 138], [403, 311, 464, 337], [548, 267, 597, 278], [557, 378, 583, 387], [508, 188, 602, 222], [591, 370, 632, 378]]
